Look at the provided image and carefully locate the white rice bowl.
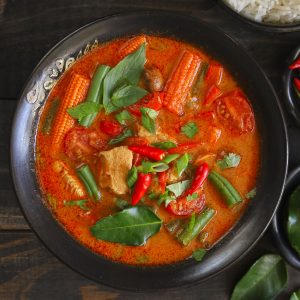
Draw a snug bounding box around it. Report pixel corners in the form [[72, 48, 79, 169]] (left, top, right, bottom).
[[224, 0, 300, 24]]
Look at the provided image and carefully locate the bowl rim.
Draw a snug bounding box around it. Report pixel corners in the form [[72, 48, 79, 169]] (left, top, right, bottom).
[[218, 0, 300, 33], [10, 10, 289, 291], [272, 166, 300, 270]]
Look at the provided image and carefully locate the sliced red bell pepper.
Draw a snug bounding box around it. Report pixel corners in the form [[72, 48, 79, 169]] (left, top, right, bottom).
[[203, 84, 223, 106], [128, 145, 165, 161], [289, 57, 300, 70], [132, 173, 152, 205]]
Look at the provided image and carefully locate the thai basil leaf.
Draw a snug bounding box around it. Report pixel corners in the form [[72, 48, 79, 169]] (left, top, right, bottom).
[[67, 102, 102, 121], [115, 198, 130, 210], [176, 153, 189, 176], [181, 122, 198, 138], [162, 154, 180, 164], [112, 84, 148, 107], [290, 290, 300, 300], [152, 141, 177, 150], [90, 206, 162, 246], [103, 44, 146, 113], [115, 110, 134, 125], [141, 107, 159, 134], [231, 254, 287, 300], [246, 187, 257, 199], [217, 153, 241, 170], [141, 161, 169, 173], [63, 199, 89, 210], [108, 128, 133, 145], [192, 248, 206, 262], [127, 166, 138, 188], [287, 185, 300, 256], [166, 180, 191, 197]]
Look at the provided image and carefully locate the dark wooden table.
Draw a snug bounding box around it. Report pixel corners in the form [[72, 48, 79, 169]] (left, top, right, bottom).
[[1, 1, 300, 299]]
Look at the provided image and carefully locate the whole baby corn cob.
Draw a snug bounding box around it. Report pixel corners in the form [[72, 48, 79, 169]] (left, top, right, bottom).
[[118, 35, 147, 60], [53, 160, 86, 197], [51, 73, 90, 153], [163, 50, 201, 115]]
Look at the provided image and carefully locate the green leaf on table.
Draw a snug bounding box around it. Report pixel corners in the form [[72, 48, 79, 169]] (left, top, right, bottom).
[[166, 180, 191, 197], [108, 128, 133, 145], [127, 166, 138, 188], [90, 206, 162, 246], [67, 102, 102, 122], [141, 107, 159, 134], [63, 199, 89, 210], [115, 110, 134, 125], [187, 193, 199, 201], [246, 187, 256, 199], [112, 84, 148, 107], [290, 289, 300, 300], [217, 153, 241, 170], [152, 141, 177, 150], [103, 44, 146, 113], [231, 254, 287, 300], [181, 122, 198, 138], [192, 248, 206, 262], [176, 153, 189, 177], [287, 185, 300, 256]]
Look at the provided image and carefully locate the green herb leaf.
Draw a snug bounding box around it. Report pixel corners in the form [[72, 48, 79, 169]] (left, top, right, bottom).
[[108, 128, 133, 145], [142, 161, 169, 173], [67, 102, 102, 122], [152, 141, 177, 150], [162, 154, 180, 164], [231, 254, 287, 300], [187, 193, 199, 201], [176, 153, 189, 177], [290, 289, 300, 300], [192, 248, 206, 262], [246, 187, 257, 199], [64, 199, 89, 210], [112, 84, 148, 107], [166, 180, 191, 197], [103, 44, 146, 113], [157, 191, 176, 207], [90, 206, 162, 246], [115, 110, 134, 125], [287, 185, 300, 256], [217, 153, 241, 170], [115, 198, 130, 210], [141, 107, 159, 134], [181, 122, 198, 138], [127, 166, 138, 188]]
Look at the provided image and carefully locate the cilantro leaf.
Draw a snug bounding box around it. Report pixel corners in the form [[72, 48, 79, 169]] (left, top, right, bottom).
[[217, 153, 241, 170], [157, 191, 176, 207], [181, 122, 198, 138], [186, 193, 199, 201]]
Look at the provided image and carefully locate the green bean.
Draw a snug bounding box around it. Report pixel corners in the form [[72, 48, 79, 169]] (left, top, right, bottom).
[[76, 165, 101, 201], [42, 97, 60, 134], [208, 170, 243, 207], [178, 207, 215, 246], [80, 65, 111, 127]]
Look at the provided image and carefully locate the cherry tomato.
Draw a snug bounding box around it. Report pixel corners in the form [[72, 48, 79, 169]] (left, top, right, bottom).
[[166, 193, 206, 216], [215, 91, 255, 134], [100, 120, 123, 136], [64, 127, 104, 161]]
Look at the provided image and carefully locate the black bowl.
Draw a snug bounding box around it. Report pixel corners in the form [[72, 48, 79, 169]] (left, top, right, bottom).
[[284, 45, 300, 127], [272, 167, 300, 270], [10, 11, 288, 290], [218, 0, 300, 33]]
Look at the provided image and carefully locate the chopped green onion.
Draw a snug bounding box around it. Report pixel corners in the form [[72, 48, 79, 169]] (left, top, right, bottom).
[[162, 154, 180, 164], [152, 141, 177, 150], [176, 153, 189, 177], [127, 166, 138, 188]]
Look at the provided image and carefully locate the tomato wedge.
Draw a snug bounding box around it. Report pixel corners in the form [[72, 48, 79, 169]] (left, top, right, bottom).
[[203, 84, 223, 106], [166, 193, 206, 216], [215, 90, 255, 134], [205, 63, 223, 85], [64, 127, 104, 161], [100, 120, 123, 136]]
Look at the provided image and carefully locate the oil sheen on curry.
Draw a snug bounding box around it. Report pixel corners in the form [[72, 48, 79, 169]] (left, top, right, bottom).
[[36, 35, 259, 265]]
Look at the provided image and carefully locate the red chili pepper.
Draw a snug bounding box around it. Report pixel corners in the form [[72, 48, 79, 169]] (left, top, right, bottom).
[[205, 63, 223, 85], [168, 142, 202, 154], [183, 163, 210, 196], [203, 84, 223, 106], [289, 57, 300, 70], [294, 78, 300, 92], [132, 173, 152, 205], [197, 111, 216, 121], [100, 120, 122, 136], [158, 170, 168, 192], [128, 145, 165, 161], [133, 153, 142, 166]]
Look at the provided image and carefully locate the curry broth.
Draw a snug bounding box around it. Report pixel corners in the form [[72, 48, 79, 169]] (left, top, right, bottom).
[[36, 36, 260, 265]]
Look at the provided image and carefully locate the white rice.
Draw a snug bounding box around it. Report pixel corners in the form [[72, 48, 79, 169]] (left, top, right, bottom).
[[224, 0, 300, 24]]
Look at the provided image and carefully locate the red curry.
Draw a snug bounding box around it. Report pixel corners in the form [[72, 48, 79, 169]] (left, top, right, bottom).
[[36, 35, 260, 265]]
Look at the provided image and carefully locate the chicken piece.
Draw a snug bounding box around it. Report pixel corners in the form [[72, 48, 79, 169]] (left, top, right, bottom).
[[98, 146, 133, 195], [136, 124, 174, 144]]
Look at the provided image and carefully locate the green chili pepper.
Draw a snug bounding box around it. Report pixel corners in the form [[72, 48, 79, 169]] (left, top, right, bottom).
[[208, 170, 243, 207]]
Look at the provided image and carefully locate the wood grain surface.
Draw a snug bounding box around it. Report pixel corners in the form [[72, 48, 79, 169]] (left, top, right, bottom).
[[1, 0, 300, 299]]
